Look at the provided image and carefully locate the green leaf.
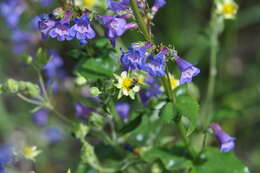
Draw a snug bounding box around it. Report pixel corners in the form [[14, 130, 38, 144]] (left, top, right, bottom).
[[191, 148, 249, 173], [175, 95, 199, 135], [174, 84, 188, 97], [35, 48, 48, 68], [159, 102, 177, 124], [140, 148, 192, 171], [119, 114, 143, 134], [76, 57, 115, 80]]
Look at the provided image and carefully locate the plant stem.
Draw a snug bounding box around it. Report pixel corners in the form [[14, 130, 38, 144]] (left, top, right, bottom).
[[17, 93, 42, 105], [38, 71, 49, 100], [129, 0, 198, 161], [129, 0, 152, 42], [175, 115, 197, 160]]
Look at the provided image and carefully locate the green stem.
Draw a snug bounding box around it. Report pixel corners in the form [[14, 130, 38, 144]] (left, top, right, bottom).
[[47, 105, 74, 126], [129, 0, 152, 42], [175, 115, 197, 159], [17, 93, 42, 106]]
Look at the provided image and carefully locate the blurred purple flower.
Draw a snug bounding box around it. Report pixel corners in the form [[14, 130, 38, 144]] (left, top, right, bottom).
[[0, 0, 26, 28], [44, 50, 64, 78], [106, 0, 129, 12], [175, 56, 200, 84], [32, 109, 49, 126], [115, 102, 130, 119], [40, 0, 53, 7], [142, 48, 168, 77], [75, 104, 94, 121], [43, 127, 64, 144], [69, 15, 96, 45], [0, 145, 13, 172], [152, 0, 166, 14], [98, 16, 137, 47], [210, 123, 236, 152], [11, 29, 37, 54], [38, 14, 56, 39], [120, 42, 152, 71], [140, 76, 162, 104]]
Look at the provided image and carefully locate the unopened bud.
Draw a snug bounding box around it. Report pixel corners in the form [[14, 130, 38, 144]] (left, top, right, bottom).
[[89, 112, 104, 130], [89, 87, 101, 97]]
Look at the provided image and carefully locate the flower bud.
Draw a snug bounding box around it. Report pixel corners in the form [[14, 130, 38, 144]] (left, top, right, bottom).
[[6, 79, 19, 93], [151, 163, 163, 173], [89, 112, 104, 130], [74, 123, 89, 139], [53, 8, 65, 19], [75, 76, 87, 86], [89, 87, 101, 97], [25, 83, 40, 98]]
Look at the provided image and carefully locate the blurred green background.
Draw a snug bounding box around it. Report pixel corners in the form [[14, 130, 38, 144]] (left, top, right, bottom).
[[0, 0, 260, 172]]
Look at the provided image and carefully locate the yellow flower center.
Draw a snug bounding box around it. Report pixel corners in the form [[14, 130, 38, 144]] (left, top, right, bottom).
[[170, 76, 179, 89], [122, 77, 133, 90], [23, 147, 34, 156], [83, 0, 95, 7], [223, 3, 237, 15]]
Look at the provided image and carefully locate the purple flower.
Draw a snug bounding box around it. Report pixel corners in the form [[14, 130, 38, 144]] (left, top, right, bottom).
[[175, 56, 200, 85], [140, 77, 162, 104], [115, 102, 130, 119], [152, 0, 166, 14], [44, 51, 64, 78], [75, 104, 94, 121], [49, 23, 74, 41], [210, 123, 236, 152], [43, 127, 64, 144], [142, 48, 168, 77], [98, 16, 137, 46], [11, 29, 37, 54], [120, 42, 152, 70], [69, 15, 96, 45], [40, 0, 53, 7], [0, 145, 13, 170], [0, 0, 25, 28], [32, 109, 49, 126], [106, 0, 129, 12], [38, 14, 56, 39]]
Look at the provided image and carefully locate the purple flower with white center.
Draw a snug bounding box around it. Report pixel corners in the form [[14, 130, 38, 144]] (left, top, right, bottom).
[[49, 23, 74, 41], [115, 102, 130, 120], [140, 76, 162, 104], [120, 42, 153, 70], [32, 109, 49, 126], [40, 0, 53, 7], [98, 15, 137, 47], [38, 14, 56, 39], [142, 48, 168, 77], [210, 123, 236, 152], [43, 127, 64, 144], [69, 15, 96, 45], [0, 0, 25, 28], [152, 0, 166, 14], [75, 104, 94, 121], [175, 56, 200, 85]]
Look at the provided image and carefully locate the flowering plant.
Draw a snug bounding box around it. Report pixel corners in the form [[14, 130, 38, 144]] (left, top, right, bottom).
[[0, 0, 252, 173]]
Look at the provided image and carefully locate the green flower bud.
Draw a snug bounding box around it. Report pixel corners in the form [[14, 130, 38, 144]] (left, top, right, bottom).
[[75, 76, 87, 86], [89, 87, 102, 97], [74, 123, 89, 139], [24, 55, 33, 65], [6, 79, 19, 93], [53, 8, 65, 19], [89, 112, 104, 130], [151, 163, 163, 173], [81, 142, 99, 166], [25, 83, 40, 98]]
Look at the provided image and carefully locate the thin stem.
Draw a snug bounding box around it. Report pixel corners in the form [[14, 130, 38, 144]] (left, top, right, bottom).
[[129, 0, 152, 42], [38, 71, 49, 100], [175, 115, 197, 159], [48, 105, 74, 126], [17, 93, 42, 105]]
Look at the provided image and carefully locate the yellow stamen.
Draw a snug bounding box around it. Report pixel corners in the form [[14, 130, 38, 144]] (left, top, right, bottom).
[[83, 0, 95, 7], [170, 76, 179, 90], [223, 3, 237, 15], [122, 77, 132, 90]]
